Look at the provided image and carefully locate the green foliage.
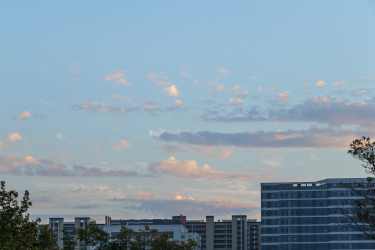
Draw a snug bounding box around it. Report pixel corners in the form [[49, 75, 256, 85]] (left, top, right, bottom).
[[0, 181, 58, 250], [72, 223, 198, 250], [60, 230, 77, 250], [74, 221, 110, 247], [339, 137, 375, 239]]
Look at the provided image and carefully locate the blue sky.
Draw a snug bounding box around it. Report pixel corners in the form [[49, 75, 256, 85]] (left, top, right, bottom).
[[1, 0, 375, 223]]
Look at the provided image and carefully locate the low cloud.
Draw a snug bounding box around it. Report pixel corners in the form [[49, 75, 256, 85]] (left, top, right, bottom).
[[8, 133, 22, 142], [116, 78, 132, 86], [56, 132, 63, 139], [104, 70, 125, 81], [148, 73, 168, 79], [216, 85, 224, 91], [148, 156, 270, 181], [229, 98, 245, 105], [66, 78, 76, 81], [316, 80, 326, 87], [154, 81, 172, 86], [275, 91, 290, 102], [173, 100, 183, 106], [163, 85, 180, 96], [72, 101, 132, 114], [14, 111, 31, 120], [231, 85, 242, 91], [332, 81, 348, 86], [156, 126, 365, 149], [357, 77, 375, 82], [0, 155, 138, 178], [217, 69, 228, 75], [111, 140, 132, 151], [202, 96, 375, 128]]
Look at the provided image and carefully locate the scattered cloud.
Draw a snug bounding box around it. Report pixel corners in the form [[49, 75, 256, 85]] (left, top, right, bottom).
[[148, 73, 168, 79], [217, 150, 233, 159], [301, 77, 313, 81], [72, 101, 131, 114], [0, 155, 138, 178], [134, 190, 159, 200], [104, 70, 125, 81], [231, 85, 242, 91], [34, 96, 51, 105], [316, 80, 326, 87], [275, 91, 290, 102], [116, 78, 132, 86], [229, 98, 245, 104], [156, 126, 364, 149], [193, 80, 199, 83], [251, 76, 257, 80], [198, 98, 214, 104], [112, 95, 126, 100], [180, 72, 188, 77], [65, 78, 76, 81], [111, 140, 132, 151], [8, 133, 22, 142], [216, 85, 224, 91], [271, 87, 276, 91], [217, 69, 228, 75], [173, 100, 183, 106], [357, 77, 375, 82], [163, 144, 190, 154], [13, 111, 31, 120], [163, 85, 180, 96], [236, 91, 249, 97], [258, 86, 262, 92], [148, 156, 269, 181], [56, 132, 63, 139], [303, 83, 311, 88], [69, 62, 82, 74], [154, 81, 172, 86], [332, 81, 348, 86], [0, 141, 10, 148]]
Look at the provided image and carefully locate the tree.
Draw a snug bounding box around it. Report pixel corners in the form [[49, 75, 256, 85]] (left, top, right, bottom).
[[33, 225, 57, 250], [59, 230, 77, 250], [104, 226, 134, 250], [74, 221, 110, 249], [339, 137, 375, 239], [0, 181, 57, 250], [129, 225, 159, 250]]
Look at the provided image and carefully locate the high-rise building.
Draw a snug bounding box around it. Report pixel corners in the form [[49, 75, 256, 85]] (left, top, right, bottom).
[[261, 178, 375, 250], [48, 217, 90, 249], [186, 215, 261, 250]]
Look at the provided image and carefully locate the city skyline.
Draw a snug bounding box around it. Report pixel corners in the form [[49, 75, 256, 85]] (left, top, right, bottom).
[[1, 1, 375, 224]]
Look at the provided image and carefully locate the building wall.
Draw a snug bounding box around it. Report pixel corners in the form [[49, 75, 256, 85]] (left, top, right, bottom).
[[186, 215, 261, 250], [261, 178, 375, 250]]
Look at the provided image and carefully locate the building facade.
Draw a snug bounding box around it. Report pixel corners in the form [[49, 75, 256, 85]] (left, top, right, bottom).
[[186, 215, 261, 250], [48, 217, 90, 249], [102, 224, 201, 249], [261, 178, 375, 250]]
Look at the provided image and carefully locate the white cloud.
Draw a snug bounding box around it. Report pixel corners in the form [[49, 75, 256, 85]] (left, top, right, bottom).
[[258, 86, 262, 91], [216, 85, 224, 91], [231, 85, 242, 91], [148, 73, 168, 79], [173, 100, 183, 106], [217, 150, 233, 159], [112, 95, 126, 100], [163, 85, 180, 96], [271, 87, 276, 91], [154, 81, 172, 86], [8, 133, 22, 142], [332, 81, 348, 86], [217, 69, 228, 75], [14, 111, 31, 120], [56, 132, 63, 139], [180, 72, 187, 77], [104, 70, 125, 81], [357, 77, 375, 82], [193, 80, 199, 83], [316, 80, 326, 87], [66, 78, 76, 81], [229, 98, 245, 104], [275, 91, 290, 102], [251, 76, 257, 80], [236, 91, 248, 97], [116, 78, 132, 86], [111, 140, 132, 151], [0, 141, 9, 148], [303, 83, 311, 88]]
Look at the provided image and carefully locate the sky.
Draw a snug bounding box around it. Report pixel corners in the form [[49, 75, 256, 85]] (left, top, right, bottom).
[[1, 0, 375, 224]]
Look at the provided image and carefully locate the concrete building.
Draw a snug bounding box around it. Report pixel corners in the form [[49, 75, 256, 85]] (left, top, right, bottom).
[[48, 217, 90, 249], [186, 215, 261, 250], [261, 178, 375, 250], [102, 224, 201, 249]]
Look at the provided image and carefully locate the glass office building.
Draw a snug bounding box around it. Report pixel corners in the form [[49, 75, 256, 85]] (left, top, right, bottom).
[[261, 178, 375, 250]]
